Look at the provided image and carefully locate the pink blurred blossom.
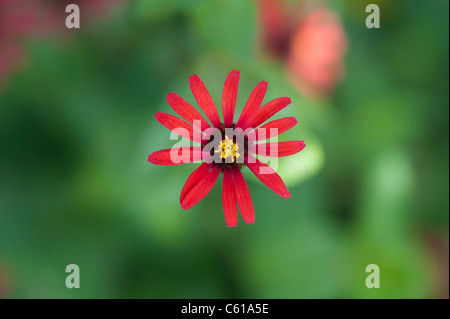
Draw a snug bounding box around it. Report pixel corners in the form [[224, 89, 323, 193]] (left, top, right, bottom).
[[0, 0, 122, 87], [0, 0, 36, 86], [258, 0, 348, 98]]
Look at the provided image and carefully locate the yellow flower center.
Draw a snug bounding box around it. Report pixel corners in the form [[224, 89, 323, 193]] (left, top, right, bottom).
[[215, 135, 240, 163]]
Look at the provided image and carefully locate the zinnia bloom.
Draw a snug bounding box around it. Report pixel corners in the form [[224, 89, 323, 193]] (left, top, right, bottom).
[[148, 70, 305, 227]]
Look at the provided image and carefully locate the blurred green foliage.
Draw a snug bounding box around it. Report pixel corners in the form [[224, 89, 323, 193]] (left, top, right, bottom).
[[0, 0, 448, 298]]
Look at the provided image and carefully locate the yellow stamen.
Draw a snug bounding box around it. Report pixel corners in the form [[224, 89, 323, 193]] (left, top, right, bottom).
[[215, 135, 240, 163]]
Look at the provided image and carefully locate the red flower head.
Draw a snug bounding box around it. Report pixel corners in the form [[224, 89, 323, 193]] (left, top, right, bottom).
[[148, 71, 306, 227]]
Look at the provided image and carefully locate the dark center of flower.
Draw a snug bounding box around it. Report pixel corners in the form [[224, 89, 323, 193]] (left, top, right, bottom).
[[207, 125, 248, 168]]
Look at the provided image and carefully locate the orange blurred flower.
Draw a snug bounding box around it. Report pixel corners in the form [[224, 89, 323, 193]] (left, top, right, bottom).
[[258, 0, 348, 98]]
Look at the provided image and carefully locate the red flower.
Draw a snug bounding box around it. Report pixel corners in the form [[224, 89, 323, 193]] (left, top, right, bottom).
[[148, 71, 306, 227]]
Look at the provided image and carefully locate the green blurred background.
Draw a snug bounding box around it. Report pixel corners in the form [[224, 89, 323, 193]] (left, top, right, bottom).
[[0, 0, 448, 298]]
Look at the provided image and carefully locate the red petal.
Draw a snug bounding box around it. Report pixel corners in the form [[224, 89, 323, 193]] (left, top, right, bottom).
[[180, 162, 213, 203], [252, 117, 298, 141], [181, 166, 221, 210], [232, 166, 255, 224], [189, 74, 222, 129], [155, 112, 204, 143], [235, 81, 268, 129], [245, 155, 290, 198], [148, 147, 203, 166], [166, 92, 211, 132], [245, 97, 291, 129], [222, 168, 237, 227], [222, 70, 240, 127], [251, 141, 306, 157]]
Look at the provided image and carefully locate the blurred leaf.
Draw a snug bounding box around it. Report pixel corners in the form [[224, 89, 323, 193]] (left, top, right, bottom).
[[275, 132, 325, 186], [188, 0, 257, 59], [134, 0, 210, 23]]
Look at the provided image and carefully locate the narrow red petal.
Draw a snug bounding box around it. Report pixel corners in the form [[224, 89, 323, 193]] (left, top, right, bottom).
[[235, 81, 268, 129], [222, 168, 238, 227], [251, 141, 306, 157], [232, 166, 255, 224], [155, 112, 204, 143], [166, 92, 211, 132], [252, 117, 298, 141], [245, 155, 290, 198], [245, 97, 292, 129], [222, 70, 240, 127], [181, 166, 221, 210], [180, 162, 213, 203], [148, 147, 203, 166], [189, 74, 222, 129]]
